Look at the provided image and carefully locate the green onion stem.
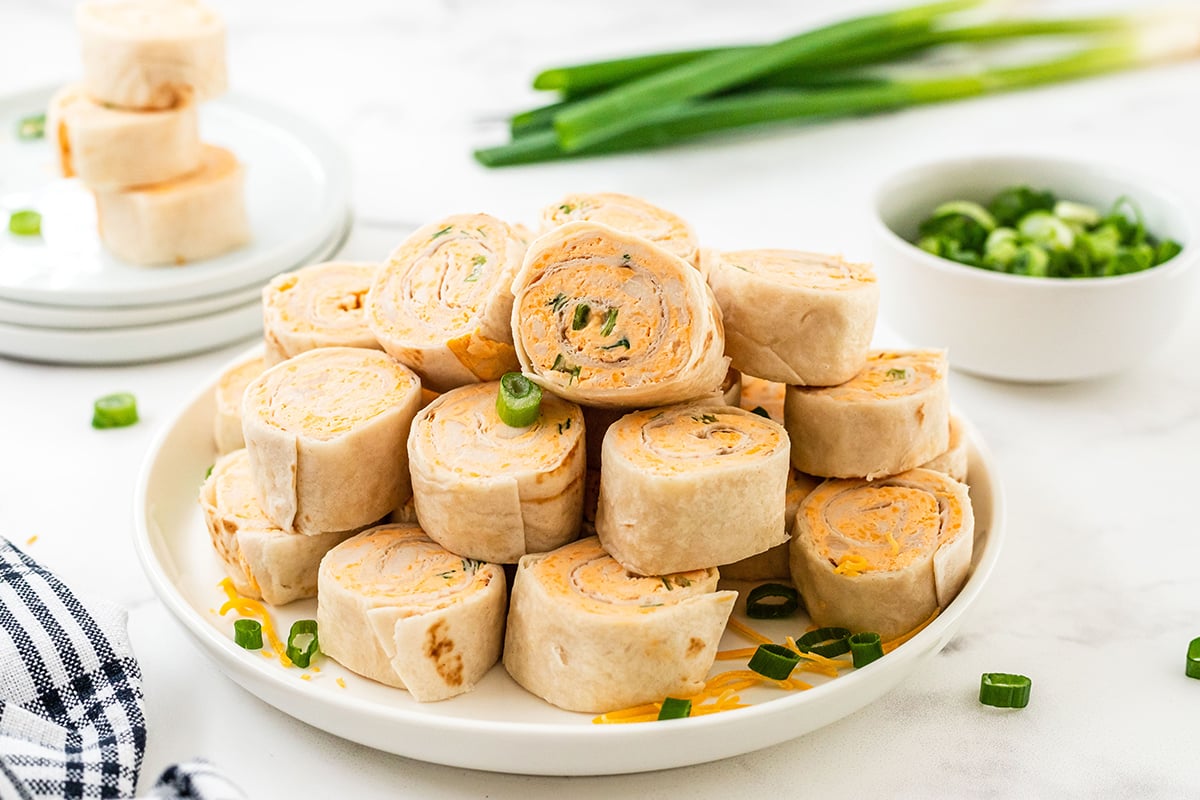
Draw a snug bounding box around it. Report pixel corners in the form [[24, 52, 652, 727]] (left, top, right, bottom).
[[234, 619, 263, 650], [795, 626, 852, 658], [477, 40, 1158, 168], [1187, 638, 1200, 680], [745, 583, 800, 619], [657, 696, 693, 720], [747, 643, 801, 681], [8, 209, 42, 237], [552, 0, 983, 151], [496, 371, 543, 427], [849, 632, 884, 668], [92, 392, 139, 429], [979, 673, 1032, 708], [286, 619, 320, 668], [534, 47, 728, 93]]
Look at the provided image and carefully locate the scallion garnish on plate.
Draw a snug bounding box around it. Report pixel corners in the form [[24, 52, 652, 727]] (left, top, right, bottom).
[[286, 619, 320, 668], [794, 626, 851, 658], [496, 371, 543, 428], [849, 632, 884, 668], [747, 643, 800, 681], [234, 619, 264, 650], [657, 697, 692, 720], [745, 583, 799, 619]]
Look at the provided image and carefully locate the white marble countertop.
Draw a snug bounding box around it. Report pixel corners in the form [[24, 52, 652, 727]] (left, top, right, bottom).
[[3, 0, 1200, 796]]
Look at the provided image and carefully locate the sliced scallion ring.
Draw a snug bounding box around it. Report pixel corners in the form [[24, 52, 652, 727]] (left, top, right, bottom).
[[496, 372, 543, 427], [794, 626, 851, 658], [657, 696, 692, 720], [234, 619, 263, 650], [747, 643, 800, 681], [1186, 638, 1200, 680], [979, 673, 1031, 708], [92, 392, 139, 429], [572, 302, 591, 330], [848, 632, 883, 668], [8, 209, 42, 237], [286, 619, 320, 668], [745, 583, 799, 619], [17, 113, 45, 140]]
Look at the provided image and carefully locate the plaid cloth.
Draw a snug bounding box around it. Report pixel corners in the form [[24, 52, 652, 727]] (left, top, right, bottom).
[[0, 538, 246, 800]]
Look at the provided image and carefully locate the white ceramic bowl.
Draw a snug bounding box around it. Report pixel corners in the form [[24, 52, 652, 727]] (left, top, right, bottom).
[[871, 155, 1199, 382]]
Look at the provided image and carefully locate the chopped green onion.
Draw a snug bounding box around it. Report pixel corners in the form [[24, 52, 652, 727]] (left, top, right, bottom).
[[234, 619, 263, 650], [979, 673, 1031, 708], [572, 303, 591, 330], [1155, 240, 1184, 266], [431, 225, 453, 239], [286, 619, 320, 668], [496, 372, 542, 427], [205, 464, 214, 479], [8, 210, 41, 237], [657, 696, 692, 720], [1019, 211, 1075, 252], [794, 626, 851, 658], [849, 632, 884, 668], [750, 406, 771, 419], [988, 186, 1056, 226], [745, 583, 799, 619], [1053, 200, 1100, 227], [600, 337, 630, 350], [931, 201, 996, 233], [885, 368, 908, 380], [747, 643, 800, 680], [92, 392, 139, 429], [1187, 638, 1200, 679], [600, 308, 619, 336], [17, 113, 45, 140], [548, 292, 570, 312]]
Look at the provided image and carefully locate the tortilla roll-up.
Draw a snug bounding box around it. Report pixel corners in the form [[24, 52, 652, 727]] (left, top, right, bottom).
[[77, 0, 226, 110], [242, 347, 422, 534], [200, 450, 358, 605], [739, 375, 786, 422], [367, 214, 525, 392], [596, 402, 789, 575], [408, 382, 585, 563], [540, 192, 699, 267], [704, 249, 878, 386], [94, 144, 248, 266], [921, 414, 969, 483], [720, 469, 820, 582], [318, 524, 506, 701], [213, 353, 266, 454], [503, 536, 735, 713], [262, 261, 381, 366], [47, 84, 201, 190], [789, 468, 974, 640], [784, 350, 950, 480], [513, 222, 728, 408]]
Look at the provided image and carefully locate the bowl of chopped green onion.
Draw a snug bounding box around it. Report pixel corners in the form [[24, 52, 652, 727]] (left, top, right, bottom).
[[872, 155, 1197, 382]]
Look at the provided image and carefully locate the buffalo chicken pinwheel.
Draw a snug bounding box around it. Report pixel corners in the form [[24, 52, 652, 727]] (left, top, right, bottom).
[[212, 353, 266, 454], [540, 192, 699, 267], [595, 402, 789, 575], [503, 536, 735, 713], [318, 524, 507, 702], [241, 347, 422, 534], [367, 214, 525, 392], [512, 221, 728, 408], [261, 261, 381, 366], [408, 382, 585, 563], [789, 469, 974, 640]]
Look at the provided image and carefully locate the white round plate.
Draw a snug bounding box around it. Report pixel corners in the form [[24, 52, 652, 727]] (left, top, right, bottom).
[[134, 359, 1004, 776], [0, 212, 351, 330], [0, 85, 350, 308]]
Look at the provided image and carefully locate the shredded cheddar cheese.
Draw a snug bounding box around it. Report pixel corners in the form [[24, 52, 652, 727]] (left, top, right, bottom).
[[882, 608, 940, 653], [336, 678, 347, 689], [218, 578, 292, 667], [833, 553, 871, 577], [25, 535, 37, 546]]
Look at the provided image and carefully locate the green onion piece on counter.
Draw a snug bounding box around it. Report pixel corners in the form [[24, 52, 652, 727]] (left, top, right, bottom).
[[979, 673, 1032, 708], [1186, 638, 1200, 679], [600, 308, 619, 337], [747, 643, 801, 680], [657, 696, 693, 720], [795, 626, 851, 658], [234, 619, 263, 650], [572, 303, 591, 330], [8, 209, 41, 237], [750, 406, 771, 419], [286, 619, 320, 668], [745, 583, 799, 619], [849, 632, 884, 668], [496, 372, 543, 427], [17, 113, 45, 140], [92, 392, 139, 429]]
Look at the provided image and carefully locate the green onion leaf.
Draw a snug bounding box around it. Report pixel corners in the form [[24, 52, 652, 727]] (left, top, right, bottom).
[[600, 308, 619, 336], [745, 583, 799, 619], [496, 372, 542, 427], [849, 632, 884, 668], [234, 619, 263, 650], [988, 186, 1056, 227], [17, 113, 45, 140], [748, 643, 801, 680], [979, 672, 1031, 708], [600, 337, 630, 350], [8, 209, 42, 237], [657, 696, 692, 720], [750, 406, 771, 419], [205, 465, 214, 479], [794, 626, 851, 658], [1154, 239, 1183, 266], [1053, 200, 1100, 227], [548, 292, 570, 312], [1187, 638, 1200, 679], [885, 368, 908, 380], [572, 303, 591, 330], [431, 225, 453, 239], [92, 392, 139, 429], [286, 619, 320, 668]]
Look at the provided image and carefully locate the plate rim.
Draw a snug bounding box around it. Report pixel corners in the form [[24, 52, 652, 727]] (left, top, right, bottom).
[[132, 347, 1006, 773]]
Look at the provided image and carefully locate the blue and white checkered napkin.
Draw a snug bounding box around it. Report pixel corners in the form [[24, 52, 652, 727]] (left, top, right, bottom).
[[0, 538, 247, 800]]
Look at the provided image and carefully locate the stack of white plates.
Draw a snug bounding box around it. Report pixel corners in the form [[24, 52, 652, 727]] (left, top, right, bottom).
[[0, 86, 351, 365]]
